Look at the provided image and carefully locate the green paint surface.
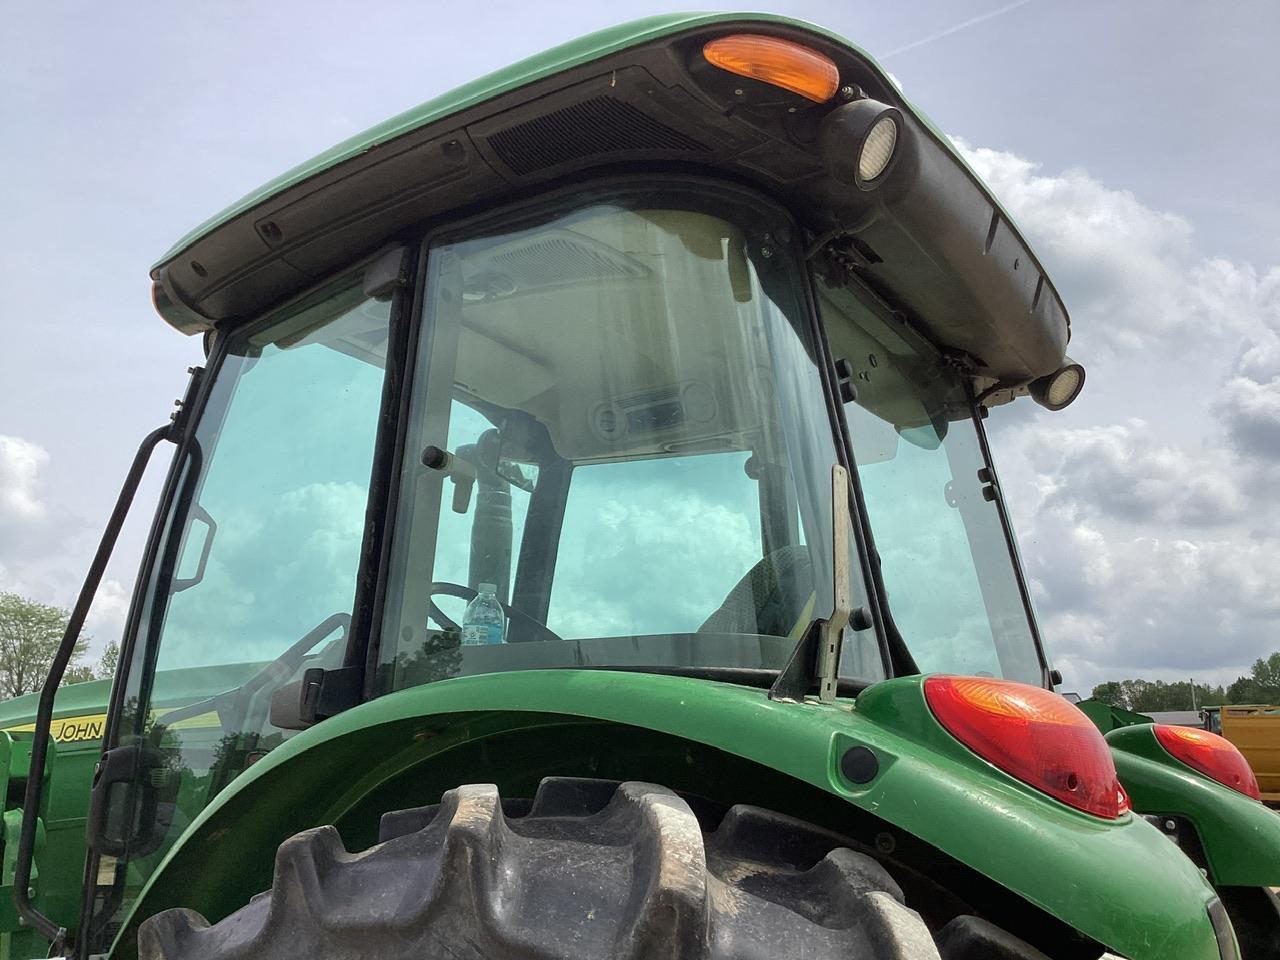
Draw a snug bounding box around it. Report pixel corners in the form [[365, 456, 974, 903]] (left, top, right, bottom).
[[116, 671, 1222, 959], [1077, 697, 1153, 733], [1108, 722, 1280, 887]]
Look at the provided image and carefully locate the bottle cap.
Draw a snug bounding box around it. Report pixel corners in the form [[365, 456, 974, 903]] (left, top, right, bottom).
[[478, 582, 497, 594]]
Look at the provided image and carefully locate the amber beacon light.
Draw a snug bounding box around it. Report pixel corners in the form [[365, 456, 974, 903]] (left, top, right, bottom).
[[703, 35, 841, 102]]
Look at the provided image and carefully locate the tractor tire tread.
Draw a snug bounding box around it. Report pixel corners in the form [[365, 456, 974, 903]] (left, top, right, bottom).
[[137, 777, 1046, 960]]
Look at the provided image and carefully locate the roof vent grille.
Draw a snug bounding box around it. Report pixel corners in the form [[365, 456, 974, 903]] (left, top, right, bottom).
[[487, 96, 708, 175]]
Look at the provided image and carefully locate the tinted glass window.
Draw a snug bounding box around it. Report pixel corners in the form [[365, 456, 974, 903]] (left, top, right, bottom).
[[818, 275, 1043, 685], [94, 279, 391, 936], [378, 189, 883, 692]]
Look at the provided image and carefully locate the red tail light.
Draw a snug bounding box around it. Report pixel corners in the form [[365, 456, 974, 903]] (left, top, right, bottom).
[[1153, 724, 1261, 800], [925, 676, 1129, 819]]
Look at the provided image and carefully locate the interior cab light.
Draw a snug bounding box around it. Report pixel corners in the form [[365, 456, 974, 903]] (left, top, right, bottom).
[[925, 676, 1130, 819], [703, 34, 841, 103], [1153, 724, 1262, 800]]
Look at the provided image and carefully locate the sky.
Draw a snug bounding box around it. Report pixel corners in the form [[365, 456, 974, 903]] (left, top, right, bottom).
[[2, 0, 1279, 696]]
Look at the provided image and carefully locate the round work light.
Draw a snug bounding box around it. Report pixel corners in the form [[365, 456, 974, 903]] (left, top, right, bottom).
[[819, 98, 904, 190], [858, 115, 898, 181], [1029, 362, 1086, 411]]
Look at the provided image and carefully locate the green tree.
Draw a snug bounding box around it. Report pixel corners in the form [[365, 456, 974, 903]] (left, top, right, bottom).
[[1198, 683, 1229, 707], [1091, 681, 1125, 707], [1120, 679, 1154, 710], [1248, 652, 1280, 701], [1090, 678, 1230, 711], [0, 592, 90, 697], [96, 639, 121, 679], [63, 662, 96, 685], [58, 639, 118, 686], [1226, 676, 1262, 703]]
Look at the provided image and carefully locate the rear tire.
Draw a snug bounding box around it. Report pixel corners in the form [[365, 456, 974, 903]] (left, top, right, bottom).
[[1219, 886, 1280, 960], [138, 778, 1050, 959]]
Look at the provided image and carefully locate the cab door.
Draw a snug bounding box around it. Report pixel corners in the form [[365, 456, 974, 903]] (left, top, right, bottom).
[[79, 269, 401, 952]]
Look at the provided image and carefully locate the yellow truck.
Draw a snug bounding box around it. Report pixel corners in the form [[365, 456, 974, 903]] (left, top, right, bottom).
[[1206, 705, 1280, 805]]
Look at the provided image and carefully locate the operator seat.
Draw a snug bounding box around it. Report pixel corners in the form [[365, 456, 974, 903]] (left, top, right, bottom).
[[697, 544, 815, 639]]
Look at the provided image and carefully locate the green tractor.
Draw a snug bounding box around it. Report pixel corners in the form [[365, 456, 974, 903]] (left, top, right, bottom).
[[7, 13, 1280, 960]]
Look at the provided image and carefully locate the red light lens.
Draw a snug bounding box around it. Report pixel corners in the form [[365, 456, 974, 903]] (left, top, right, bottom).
[[925, 676, 1129, 819], [1153, 724, 1261, 800]]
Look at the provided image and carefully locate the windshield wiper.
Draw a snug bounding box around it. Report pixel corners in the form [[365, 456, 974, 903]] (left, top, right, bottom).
[[770, 465, 867, 703]]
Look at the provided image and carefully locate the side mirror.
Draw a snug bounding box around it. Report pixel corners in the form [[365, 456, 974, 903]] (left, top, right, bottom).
[[269, 666, 362, 731]]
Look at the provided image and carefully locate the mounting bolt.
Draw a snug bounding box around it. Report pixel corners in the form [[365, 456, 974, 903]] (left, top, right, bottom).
[[874, 831, 896, 854], [1165, 819, 1176, 832], [838, 85, 858, 101]]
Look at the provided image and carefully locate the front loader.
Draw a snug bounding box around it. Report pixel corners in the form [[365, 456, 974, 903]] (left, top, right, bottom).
[[9, 14, 1280, 960]]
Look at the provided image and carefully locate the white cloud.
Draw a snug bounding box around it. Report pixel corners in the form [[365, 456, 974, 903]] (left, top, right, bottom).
[[1217, 374, 1280, 458], [549, 479, 762, 638], [1214, 330, 1280, 461], [83, 577, 131, 652], [1018, 420, 1246, 527], [965, 141, 1280, 694], [957, 140, 1277, 359], [0, 434, 49, 525]]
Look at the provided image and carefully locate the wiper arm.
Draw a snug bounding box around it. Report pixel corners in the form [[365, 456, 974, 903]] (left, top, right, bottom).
[[770, 465, 867, 703]]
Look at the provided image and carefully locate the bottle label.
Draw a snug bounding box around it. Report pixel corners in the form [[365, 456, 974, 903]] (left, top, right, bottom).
[[462, 624, 504, 646]]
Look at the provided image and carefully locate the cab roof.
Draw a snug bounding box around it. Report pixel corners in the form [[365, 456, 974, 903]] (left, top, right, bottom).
[[151, 12, 1070, 387]]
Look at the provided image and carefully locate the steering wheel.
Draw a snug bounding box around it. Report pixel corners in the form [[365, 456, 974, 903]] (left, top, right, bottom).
[[428, 582, 562, 643]]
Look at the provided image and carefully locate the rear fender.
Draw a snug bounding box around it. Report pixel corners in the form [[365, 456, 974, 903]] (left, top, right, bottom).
[[115, 672, 1224, 960], [1107, 723, 1280, 886]]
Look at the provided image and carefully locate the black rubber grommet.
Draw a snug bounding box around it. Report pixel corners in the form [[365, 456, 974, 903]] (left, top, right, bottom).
[[421, 445, 447, 469], [840, 746, 879, 784]]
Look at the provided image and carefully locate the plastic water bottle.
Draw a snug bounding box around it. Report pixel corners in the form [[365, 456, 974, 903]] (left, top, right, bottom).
[[461, 583, 506, 645]]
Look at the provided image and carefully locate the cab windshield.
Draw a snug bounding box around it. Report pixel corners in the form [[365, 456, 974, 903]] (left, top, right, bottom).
[[376, 185, 884, 691], [816, 274, 1045, 685]]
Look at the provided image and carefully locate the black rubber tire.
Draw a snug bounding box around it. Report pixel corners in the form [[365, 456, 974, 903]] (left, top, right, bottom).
[[1219, 886, 1280, 960], [138, 778, 1047, 960]]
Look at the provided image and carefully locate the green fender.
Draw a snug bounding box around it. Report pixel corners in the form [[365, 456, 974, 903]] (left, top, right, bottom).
[[115, 672, 1223, 959], [1108, 723, 1280, 887]]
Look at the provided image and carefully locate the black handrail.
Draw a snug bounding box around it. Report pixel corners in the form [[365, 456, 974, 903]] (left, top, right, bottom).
[[13, 424, 176, 946]]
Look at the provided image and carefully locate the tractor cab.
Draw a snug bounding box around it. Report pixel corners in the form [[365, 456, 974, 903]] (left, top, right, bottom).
[[121, 180, 1054, 788]]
